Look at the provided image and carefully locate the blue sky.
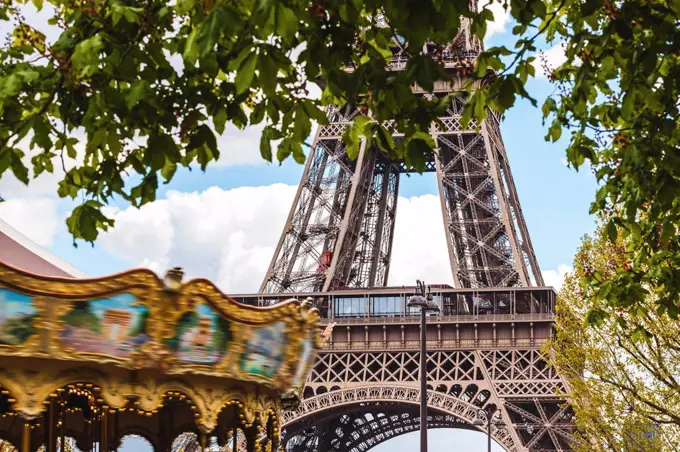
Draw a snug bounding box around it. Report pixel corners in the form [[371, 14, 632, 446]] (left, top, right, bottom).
[[0, 5, 596, 451]]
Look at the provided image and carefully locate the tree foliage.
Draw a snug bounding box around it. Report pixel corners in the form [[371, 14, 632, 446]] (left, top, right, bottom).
[[550, 224, 680, 451], [0, 0, 678, 317], [538, 0, 680, 328]]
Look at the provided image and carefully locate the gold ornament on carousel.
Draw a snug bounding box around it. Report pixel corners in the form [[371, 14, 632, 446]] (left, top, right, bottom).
[[0, 262, 322, 452]]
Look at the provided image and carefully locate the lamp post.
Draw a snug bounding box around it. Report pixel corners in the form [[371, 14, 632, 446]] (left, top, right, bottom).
[[407, 280, 440, 452], [473, 406, 506, 452]]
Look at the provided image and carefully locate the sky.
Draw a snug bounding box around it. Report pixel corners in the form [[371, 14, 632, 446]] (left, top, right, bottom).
[[0, 3, 596, 451]]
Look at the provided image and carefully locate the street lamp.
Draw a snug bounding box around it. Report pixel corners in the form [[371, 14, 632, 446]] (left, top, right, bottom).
[[407, 280, 440, 452], [473, 406, 507, 452]]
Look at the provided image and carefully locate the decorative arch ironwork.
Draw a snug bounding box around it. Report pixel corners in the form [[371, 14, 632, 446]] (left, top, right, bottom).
[[282, 385, 517, 451]]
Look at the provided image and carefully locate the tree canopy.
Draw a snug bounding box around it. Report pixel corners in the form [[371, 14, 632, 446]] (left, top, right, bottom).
[[0, 0, 678, 317], [550, 224, 680, 451]]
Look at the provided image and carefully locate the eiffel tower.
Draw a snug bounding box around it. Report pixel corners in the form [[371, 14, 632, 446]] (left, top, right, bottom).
[[234, 14, 576, 452]]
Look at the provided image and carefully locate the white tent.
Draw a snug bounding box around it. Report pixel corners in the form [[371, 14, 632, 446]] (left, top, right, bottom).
[[0, 218, 87, 278]]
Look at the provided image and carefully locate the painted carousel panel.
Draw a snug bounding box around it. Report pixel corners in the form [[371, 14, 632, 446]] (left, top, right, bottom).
[[240, 321, 287, 378], [0, 289, 37, 346], [59, 292, 150, 358], [291, 337, 314, 389], [165, 303, 231, 365]]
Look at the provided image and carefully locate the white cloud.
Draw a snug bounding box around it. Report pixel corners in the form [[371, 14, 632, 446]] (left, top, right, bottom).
[[533, 42, 568, 77], [0, 197, 60, 246], [542, 264, 572, 290], [214, 124, 268, 167], [0, 162, 63, 250], [98, 184, 297, 292], [388, 194, 453, 286], [101, 201, 174, 265], [482, 0, 511, 40], [97, 184, 566, 294], [0, 131, 88, 249]]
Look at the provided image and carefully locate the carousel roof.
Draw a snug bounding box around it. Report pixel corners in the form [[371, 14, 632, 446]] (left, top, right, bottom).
[[0, 218, 88, 278]]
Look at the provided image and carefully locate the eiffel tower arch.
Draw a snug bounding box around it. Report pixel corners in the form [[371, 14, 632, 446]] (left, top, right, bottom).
[[233, 12, 576, 452]]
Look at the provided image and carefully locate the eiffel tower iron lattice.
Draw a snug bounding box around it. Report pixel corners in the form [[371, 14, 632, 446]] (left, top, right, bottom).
[[232, 12, 576, 452]]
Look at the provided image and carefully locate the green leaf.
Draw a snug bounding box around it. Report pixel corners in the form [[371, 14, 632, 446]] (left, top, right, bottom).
[[235, 53, 258, 94], [542, 97, 557, 118], [107, 130, 121, 154], [585, 308, 608, 327], [629, 326, 651, 343], [260, 129, 273, 162], [126, 80, 149, 109], [606, 220, 618, 242], [258, 53, 278, 94], [342, 116, 371, 160], [9, 148, 28, 184], [71, 34, 104, 76], [546, 120, 562, 142], [275, 3, 298, 43], [66, 202, 114, 243], [276, 137, 292, 162], [161, 160, 177, 182], [31, 116, 52, 150], [189, 125, 219, 170], [149, 134, 180, 163], [1, 74, 23, 97], [214, 106, 227, 135], [410, 131, 436, 149], [184, 28, 200, 64]]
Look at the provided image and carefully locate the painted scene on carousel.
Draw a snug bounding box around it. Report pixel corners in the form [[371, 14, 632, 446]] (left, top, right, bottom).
[[0, 261, 321, 389]]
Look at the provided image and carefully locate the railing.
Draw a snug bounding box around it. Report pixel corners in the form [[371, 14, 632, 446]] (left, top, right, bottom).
[[232, 287, 558, 320], [323, 338, 547, 351], [324, 313, 554, 325], [387, 52, 479, 71]]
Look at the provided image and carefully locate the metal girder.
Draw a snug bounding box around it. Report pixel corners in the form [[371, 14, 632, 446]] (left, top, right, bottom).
[[261, 94, 543, 292], [283, 350, 576, 452], [258, 0, 545, 292], [283, 406, 471, 452]]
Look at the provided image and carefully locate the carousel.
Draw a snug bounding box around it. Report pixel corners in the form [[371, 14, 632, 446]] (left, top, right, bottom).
[[0, 261, 322, 452]]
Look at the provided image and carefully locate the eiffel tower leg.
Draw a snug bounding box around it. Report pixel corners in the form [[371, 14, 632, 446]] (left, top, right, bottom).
[[433, 96, 542, 288], [261, 105, 379, 293], [346, 162, 400, 288], [480, 348, 577, 450], [321, 138, 376, 291], [482, 113, 544, 286]]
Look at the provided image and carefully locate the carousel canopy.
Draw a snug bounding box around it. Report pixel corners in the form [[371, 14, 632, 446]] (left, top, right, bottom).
[[0, 219, 87, 278]]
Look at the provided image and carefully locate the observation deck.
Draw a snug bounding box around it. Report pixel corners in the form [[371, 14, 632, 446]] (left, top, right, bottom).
[[233, 286, 557, 351]]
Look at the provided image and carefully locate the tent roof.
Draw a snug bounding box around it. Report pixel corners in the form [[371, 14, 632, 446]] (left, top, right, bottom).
[[0, 218, 88, 278]]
